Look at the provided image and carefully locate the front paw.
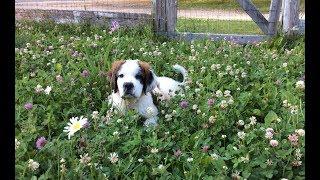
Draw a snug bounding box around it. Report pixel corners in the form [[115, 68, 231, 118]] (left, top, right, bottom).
[[144, 117, 158, 127]]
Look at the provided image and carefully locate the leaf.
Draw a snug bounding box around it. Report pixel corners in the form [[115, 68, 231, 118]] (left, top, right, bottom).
[[238, 92, 252, 107], [264, 110, 278, 126]]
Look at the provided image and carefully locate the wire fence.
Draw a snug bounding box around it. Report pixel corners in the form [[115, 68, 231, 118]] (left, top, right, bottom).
[[15, 0, 305, 41]]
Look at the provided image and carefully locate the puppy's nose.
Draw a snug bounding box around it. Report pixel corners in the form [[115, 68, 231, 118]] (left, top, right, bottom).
[[124, 82, 134, 91]]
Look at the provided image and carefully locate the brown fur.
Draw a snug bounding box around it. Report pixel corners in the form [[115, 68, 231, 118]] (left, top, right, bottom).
[[138, 61, 154, 94], [107, 60, 125, 92]]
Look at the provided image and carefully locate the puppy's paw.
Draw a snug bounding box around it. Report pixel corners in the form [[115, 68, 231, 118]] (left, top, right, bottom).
[[144, 117, 158, 127]]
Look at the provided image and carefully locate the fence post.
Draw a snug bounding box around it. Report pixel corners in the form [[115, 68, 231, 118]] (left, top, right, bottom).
[[283, 0, 300, 35], [268, 0, 282, 36], [152, 0, 177, 36]]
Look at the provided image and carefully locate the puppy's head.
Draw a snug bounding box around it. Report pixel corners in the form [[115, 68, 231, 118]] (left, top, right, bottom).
[[108, 60, 157, 99]]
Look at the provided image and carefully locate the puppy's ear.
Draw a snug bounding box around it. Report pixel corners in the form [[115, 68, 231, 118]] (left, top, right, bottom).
[[107, 60, 125, 92], [138, 61, 157, 94]]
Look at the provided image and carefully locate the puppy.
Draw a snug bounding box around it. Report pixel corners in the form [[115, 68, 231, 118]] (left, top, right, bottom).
[[107, 59, 187, 126]]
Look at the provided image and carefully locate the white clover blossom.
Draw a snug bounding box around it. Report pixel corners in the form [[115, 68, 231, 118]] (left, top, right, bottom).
[[221, 135, 227, 139], [138, 158, 143, 162], [35, 84, 44, 93], [108, 152, 119, 164], [224, 90, 231, 97], [158, 164, 165, 170], [208, 116, 216, 124], [295, 129, 305, 136], [265, 131, 273, 139], [237, 131, 246, 139], [91, 111, 99, 119], [15, 138, 21, 150], [79, 153, 91, 166], [44, 86, 52, 95], [151, 148, 159, 154], [28, 159, 40, 171], [187, 157, 193, 162], [270, 139, 279, 147], [113, 131, 119, 136], [295, 80, 305, 90], [215, 90, 223, 97], [210, 153, 219, 160], [237, 120, 244, 126], [192, 104, 198, 110], [249, 116, 257, 125]]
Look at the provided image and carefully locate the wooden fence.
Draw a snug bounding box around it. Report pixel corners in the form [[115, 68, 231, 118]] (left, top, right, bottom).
[[153, 0, 302, 43]]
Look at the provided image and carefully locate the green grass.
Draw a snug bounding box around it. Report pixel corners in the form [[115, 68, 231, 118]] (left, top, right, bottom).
[[15, 20, 305, 179], [179, 0, 305, 13], [177, 18, 263, 34]]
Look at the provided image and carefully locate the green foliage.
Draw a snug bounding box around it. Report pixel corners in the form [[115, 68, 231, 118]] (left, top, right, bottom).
[[15, 20, 305, 179]]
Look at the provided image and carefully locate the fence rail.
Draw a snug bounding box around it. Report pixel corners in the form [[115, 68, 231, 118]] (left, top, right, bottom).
[[15, 0, 304, 44]]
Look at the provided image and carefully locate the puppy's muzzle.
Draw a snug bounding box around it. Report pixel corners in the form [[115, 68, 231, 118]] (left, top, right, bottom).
[[123, 82, 135, 98]]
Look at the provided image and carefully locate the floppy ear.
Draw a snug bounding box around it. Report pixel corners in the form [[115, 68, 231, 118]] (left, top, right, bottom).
[[138, 61, 158, 94], [107, 60, 125, 92]]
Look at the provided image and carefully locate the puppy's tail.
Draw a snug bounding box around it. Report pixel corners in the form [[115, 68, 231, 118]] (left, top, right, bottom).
[[173, 64, 188, 84]]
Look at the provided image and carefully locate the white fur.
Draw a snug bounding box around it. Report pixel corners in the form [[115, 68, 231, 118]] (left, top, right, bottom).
[[152, 64, 188, 100], [108, 60, 187, 126]]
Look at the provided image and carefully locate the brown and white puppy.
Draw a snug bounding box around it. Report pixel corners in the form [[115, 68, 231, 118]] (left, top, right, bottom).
[[107, 59, 187, 126]]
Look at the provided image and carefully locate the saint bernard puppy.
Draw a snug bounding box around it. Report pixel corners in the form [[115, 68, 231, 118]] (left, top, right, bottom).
[[107, 59, 187, 127]]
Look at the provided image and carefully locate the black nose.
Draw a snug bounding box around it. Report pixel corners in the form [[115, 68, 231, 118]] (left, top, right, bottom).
[[124, 82, 134, 91]]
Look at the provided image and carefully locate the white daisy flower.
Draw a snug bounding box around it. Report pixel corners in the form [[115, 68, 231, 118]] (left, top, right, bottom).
[[63, 116, 88, 139]]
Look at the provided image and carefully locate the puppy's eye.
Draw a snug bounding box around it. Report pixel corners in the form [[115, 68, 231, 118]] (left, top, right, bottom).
[[135, 74, 142, 79], [118, 74, 124, 78]]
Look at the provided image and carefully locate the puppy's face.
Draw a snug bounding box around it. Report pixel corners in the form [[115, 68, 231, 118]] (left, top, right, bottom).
[[108, 60, 157, 99]]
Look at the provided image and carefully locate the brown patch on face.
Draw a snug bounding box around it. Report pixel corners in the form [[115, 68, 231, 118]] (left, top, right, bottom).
[[107, 60, 125, 92], [138, 61, 154, 94]]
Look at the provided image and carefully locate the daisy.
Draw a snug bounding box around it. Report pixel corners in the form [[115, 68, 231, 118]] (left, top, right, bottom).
[[63, 116, 88, 139]]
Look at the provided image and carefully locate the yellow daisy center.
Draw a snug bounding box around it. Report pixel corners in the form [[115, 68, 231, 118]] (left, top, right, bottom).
[[71, 122, 82, 131]]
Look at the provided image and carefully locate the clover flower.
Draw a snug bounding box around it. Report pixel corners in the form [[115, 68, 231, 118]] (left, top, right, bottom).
[[270, 139, 279, 147], [237, 131, 246, 139], [24, 103, 33, 110], [28, 159, 40, 171], [151, 148, 159, 154], [180, 100, 188, 108], [108, 152, 119, 164], [44, 86, 52, 95], [295, 80, 305, 90], [35, 137, 47, 149], [288, 133, 299, 145], [80, 153, 91, 166]]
